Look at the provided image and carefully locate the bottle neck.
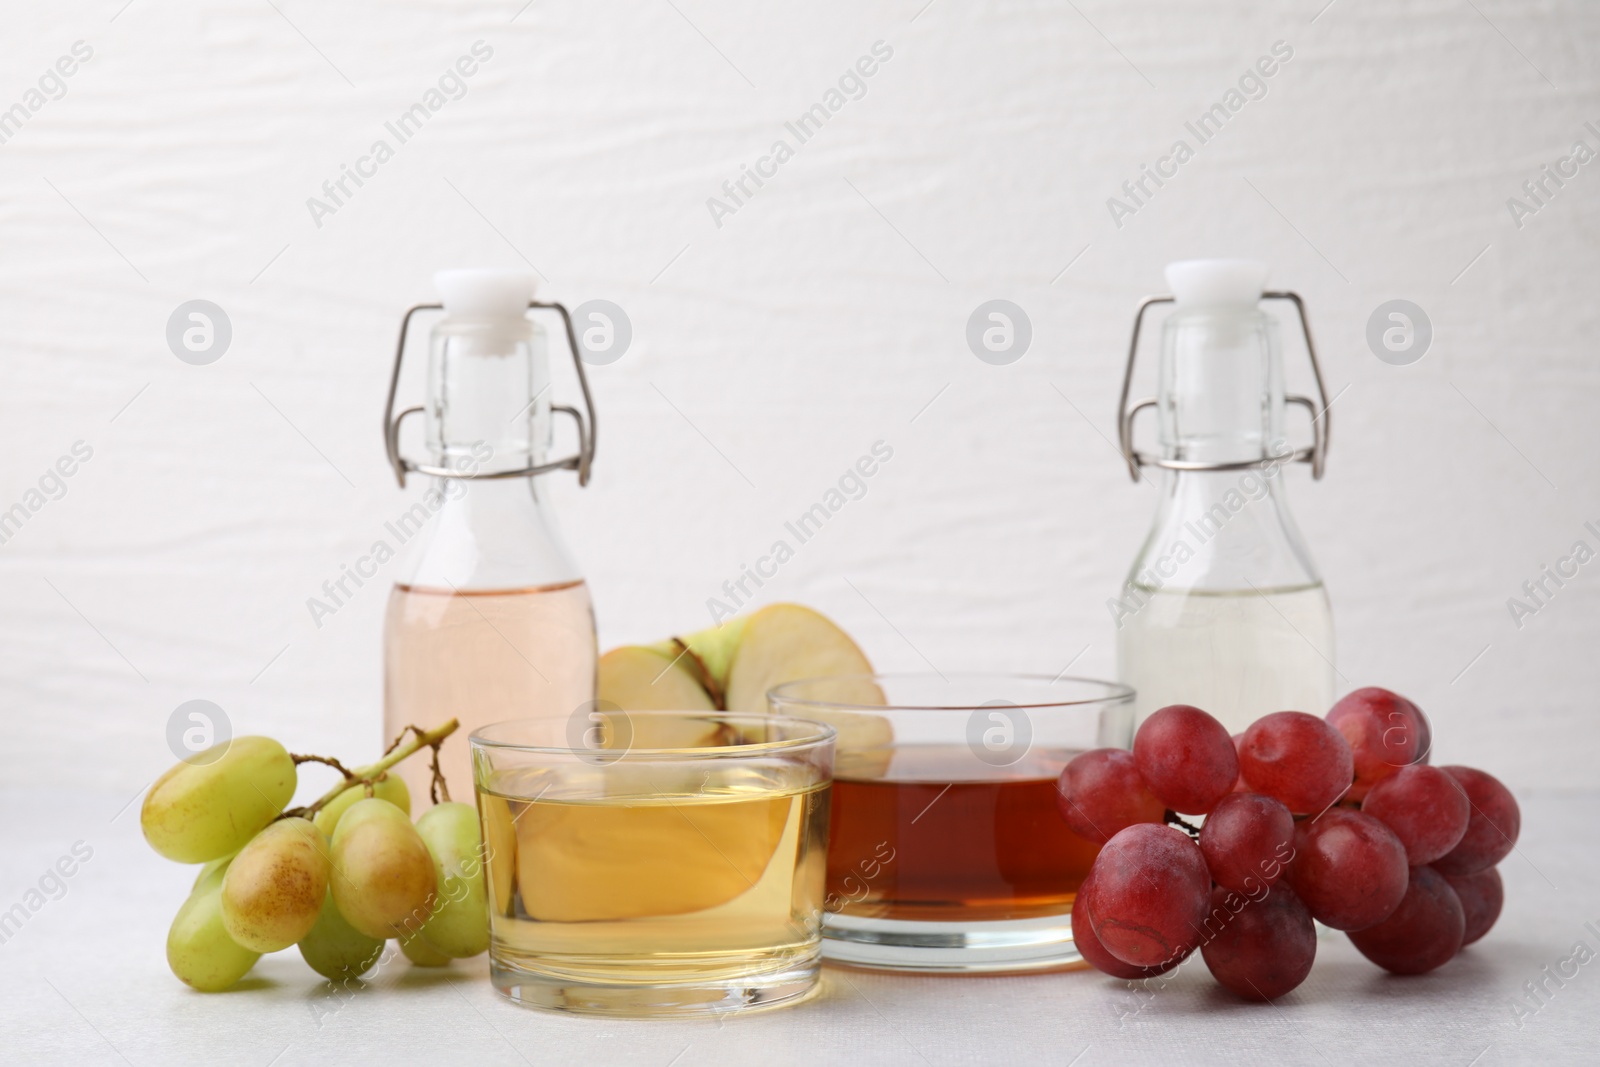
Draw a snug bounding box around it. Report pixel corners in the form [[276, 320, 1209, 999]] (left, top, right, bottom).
[[398, 316, 579, 592], [427, 316, 550, 474], [1159, 308, 1284, 466]]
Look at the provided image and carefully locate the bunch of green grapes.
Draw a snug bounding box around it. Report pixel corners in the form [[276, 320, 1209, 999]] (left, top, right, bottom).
[[144, 733, 489, 992]]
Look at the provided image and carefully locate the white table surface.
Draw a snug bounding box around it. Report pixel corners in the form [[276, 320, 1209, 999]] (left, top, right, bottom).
[[2, 787, 1592, 1067]]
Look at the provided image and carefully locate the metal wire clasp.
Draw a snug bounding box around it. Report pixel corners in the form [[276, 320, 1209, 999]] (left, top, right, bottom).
[[1115, 290, 1331, 483], [382, 301, 598, 489]]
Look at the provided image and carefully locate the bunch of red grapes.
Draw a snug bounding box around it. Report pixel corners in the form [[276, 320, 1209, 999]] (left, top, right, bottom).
[[1057, 687, 1520, 1000]]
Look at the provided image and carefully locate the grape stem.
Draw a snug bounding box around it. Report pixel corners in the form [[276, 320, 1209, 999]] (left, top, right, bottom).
[[385, 723, 454, 805], [1164, 811, 1202, 839], [290, 753, 356, 779], [280, 718, 459, 821]]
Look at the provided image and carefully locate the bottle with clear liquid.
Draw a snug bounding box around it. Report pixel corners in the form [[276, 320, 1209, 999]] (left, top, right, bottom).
[[1112, 260, 1335, 735], [381, 269, 599, 801]]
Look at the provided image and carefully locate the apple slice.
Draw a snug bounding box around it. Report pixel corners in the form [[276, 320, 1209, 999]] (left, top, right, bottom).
[[597, 605, 894, 773], [479, 792, 517, 918], [723, 604, 893, 776], [594, 645, 723, 750], [597, 645, 716, 711], [513, 774, 791, 923], [655, 620, 748, 702]]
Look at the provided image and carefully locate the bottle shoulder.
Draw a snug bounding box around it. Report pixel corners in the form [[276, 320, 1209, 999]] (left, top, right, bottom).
[[1123, 472, 1323, 593], [391, 478, 584, 591]]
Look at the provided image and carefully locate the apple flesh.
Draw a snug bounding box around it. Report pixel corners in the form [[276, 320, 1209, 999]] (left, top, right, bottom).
[[596, 645, 717, 712], [724, 604, 892, 776], [595, 644, 721, 749]]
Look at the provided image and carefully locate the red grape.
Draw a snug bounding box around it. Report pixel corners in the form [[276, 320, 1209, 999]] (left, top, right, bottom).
[[1433, 766, 1520, 876], [1056, 749, 1165, 844], [1360, 764, 1470, 865], [1199, 792, 1295, 895], [1228, 733, 1249, 793], [1444, 867, 1504, 946], [1071, 872, 1180, 980], [1287, 809, 1409, 931], [1326, 687, 1430, 801], [1239, 711, 1354, 814], [1084, 823, 1210, 968], [1348, 865, 1465, 974], [1200, 883, 1317, 1001], [1133, 704, 1238, 814], [1061, 682, 1512, 992]]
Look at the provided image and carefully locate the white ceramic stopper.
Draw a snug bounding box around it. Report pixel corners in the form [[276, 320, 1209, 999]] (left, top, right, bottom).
[[1165, 259, 1268, 309], [435, 268, 537, 319]]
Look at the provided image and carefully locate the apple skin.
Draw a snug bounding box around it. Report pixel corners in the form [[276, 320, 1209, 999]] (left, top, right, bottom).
[[647, 615, 751, 696]]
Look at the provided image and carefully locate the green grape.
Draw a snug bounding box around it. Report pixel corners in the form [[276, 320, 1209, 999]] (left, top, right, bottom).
[[404, 802, 490, 959], [399, 930, 452, 967], [190, 851, 237, 897], [331, 798, 437, 940], [142, 736, 296, 863], [313, 773, 411, 838], [221, 818, 330, 953], [298, 890, 385, 981], [168, 881, 260, 992]]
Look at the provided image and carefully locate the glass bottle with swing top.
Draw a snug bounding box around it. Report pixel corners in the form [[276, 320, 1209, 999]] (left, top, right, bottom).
[[1113, 260, 1336, 734], [381, 269, 599, 800]]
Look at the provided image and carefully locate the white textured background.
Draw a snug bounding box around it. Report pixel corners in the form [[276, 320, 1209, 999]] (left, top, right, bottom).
[[3, 0, 1598, 795]]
